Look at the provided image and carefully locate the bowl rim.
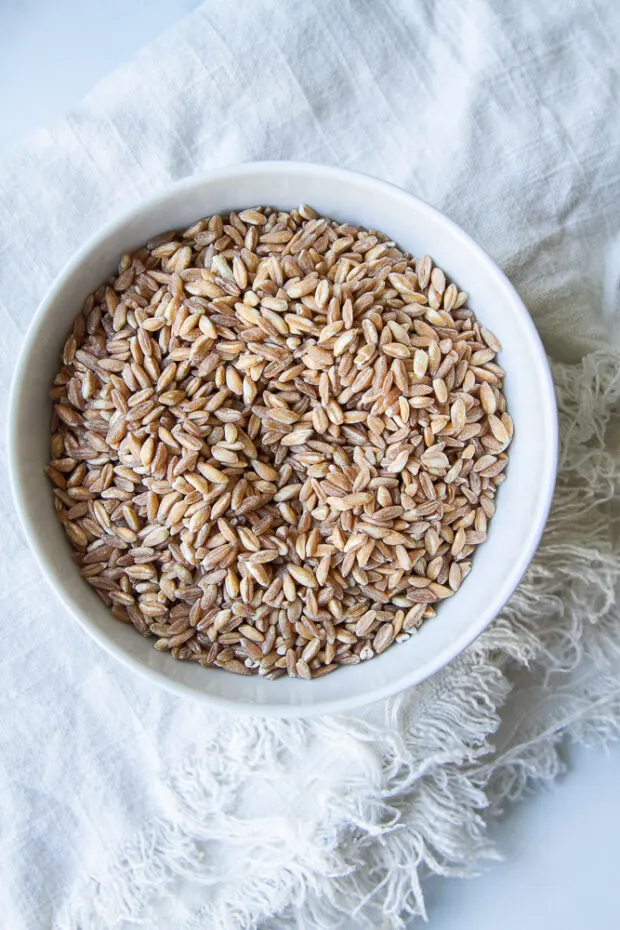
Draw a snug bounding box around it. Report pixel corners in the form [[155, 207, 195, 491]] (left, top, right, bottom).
[[8, 160, 559, 717]]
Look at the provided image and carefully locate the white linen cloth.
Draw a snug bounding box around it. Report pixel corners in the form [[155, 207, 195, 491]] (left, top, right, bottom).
[[1, 1, 619, 927]]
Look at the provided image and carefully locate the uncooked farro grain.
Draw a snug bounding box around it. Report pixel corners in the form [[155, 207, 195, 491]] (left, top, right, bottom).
[[47, 204, 512, 680]]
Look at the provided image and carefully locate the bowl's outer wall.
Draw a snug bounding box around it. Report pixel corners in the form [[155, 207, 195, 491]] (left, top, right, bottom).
[[9, 163, 558, 716]]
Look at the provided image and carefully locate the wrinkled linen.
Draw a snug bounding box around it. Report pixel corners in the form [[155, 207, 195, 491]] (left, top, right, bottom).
[[1, 2, 619, 927]]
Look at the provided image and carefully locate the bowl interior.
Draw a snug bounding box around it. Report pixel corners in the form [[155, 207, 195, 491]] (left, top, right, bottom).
[[9, 163, 557, 716]]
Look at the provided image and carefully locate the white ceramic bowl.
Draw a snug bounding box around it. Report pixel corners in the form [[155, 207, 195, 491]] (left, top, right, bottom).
[[9, 162, 557, 717]]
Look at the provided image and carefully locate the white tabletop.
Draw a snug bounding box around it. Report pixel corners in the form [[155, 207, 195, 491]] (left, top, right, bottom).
[[2, 2, 619, 927]]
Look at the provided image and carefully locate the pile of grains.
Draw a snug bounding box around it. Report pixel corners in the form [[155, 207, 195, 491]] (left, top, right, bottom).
[[47, 204, 512, 680]]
